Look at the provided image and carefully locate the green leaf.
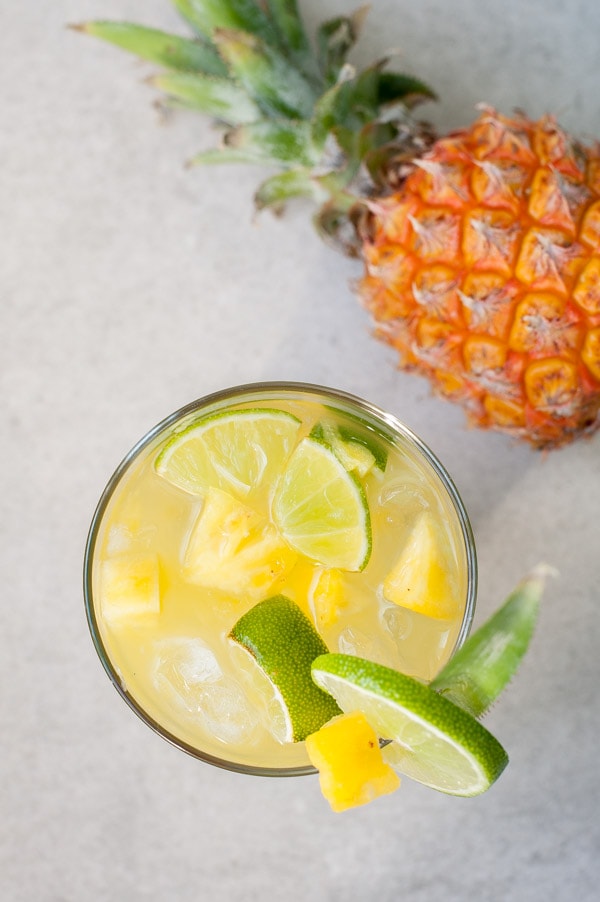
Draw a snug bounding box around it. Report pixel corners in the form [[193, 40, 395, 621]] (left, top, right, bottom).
[[170, 0, 279, 47], [310, 66, 355, 148], [316, 6, 369, 83], [377, 72, 437, 110], [223, 120, 317, 165], [431, 565, 553, 718], [150, 72, 261, 123], [74, 21, 228, 76], [189, 120, 317, 167], [188, 147, 267, 166], [264, 0, 311, 56], [214, 29, 316, 119], [254, 169, 324, 211]]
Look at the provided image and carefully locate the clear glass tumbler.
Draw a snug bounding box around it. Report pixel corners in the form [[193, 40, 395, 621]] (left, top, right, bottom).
[[84, 382, 477, 776]]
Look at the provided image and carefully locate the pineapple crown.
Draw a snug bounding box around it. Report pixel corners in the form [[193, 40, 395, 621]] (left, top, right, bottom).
[[74, 0, 436, 253]]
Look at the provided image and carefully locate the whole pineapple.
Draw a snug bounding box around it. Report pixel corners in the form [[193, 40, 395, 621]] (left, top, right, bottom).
[[75, 1, 600, 448]]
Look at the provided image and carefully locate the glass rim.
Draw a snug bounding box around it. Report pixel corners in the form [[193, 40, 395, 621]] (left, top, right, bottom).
[[83, 381, 478, 778]]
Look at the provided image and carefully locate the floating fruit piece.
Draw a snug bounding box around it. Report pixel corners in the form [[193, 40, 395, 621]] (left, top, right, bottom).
[[99, 552, 161, 624], [229, 595, 341, 742], [182, 487, 297, 599], [306, 711, 401, 812], [382, 511, 459, 620]]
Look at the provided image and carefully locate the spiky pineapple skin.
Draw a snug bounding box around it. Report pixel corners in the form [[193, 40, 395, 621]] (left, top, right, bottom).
[[359, 108, 600, 448]]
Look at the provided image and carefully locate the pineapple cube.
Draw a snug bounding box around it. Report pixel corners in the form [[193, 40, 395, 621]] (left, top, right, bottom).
[[99, 552, 161, 624], [306, 711, 400, 812], [182, 487, 297, 598], [382, 511, 459, 620], [309, 568, 347, 629]]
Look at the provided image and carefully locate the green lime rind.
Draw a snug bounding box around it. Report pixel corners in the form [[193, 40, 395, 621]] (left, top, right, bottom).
[[431, 565, 551, 718], [311, 653, 508, 796], [272, 436, 372, 571], [229, 595, 341, 742], [154, 407, 301, 497], [318, 408, 389, 471], [309, 421, 378, 477]]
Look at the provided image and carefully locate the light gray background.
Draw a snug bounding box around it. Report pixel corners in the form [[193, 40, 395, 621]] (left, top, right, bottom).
[[2, 1, 599, 900]]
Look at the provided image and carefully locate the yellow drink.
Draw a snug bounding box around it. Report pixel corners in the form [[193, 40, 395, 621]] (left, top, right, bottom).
[[84, 384, 476, 774]]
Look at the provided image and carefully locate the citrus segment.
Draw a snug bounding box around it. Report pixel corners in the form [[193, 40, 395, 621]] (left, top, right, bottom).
[[311, 654, 508, 796], [310, 421, 377, 476], [272, 437, 372, 571], [229, 596, 341, 742], [321, 408, 390, 471], [382, 511, 459, 619], [306, 711, 401, 812], [155, 407, 301, 497], [182, 487, 297, 599], [99, 552, 161, 624]]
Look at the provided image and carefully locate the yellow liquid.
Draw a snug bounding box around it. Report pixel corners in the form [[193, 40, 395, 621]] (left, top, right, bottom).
[[88, 387, 474, 772]]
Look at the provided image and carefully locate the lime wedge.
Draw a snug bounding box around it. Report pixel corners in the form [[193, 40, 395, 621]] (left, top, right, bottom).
[[155, 407, 301, 497], [272, 437, 372, 571], [310, 422, 378, 476], [229, 596, 341, 742], [311, 654, 508, 796], [321, 407, 390, 471]]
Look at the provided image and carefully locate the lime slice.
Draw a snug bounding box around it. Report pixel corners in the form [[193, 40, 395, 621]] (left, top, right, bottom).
[[322, 407, 390, 471], [272, 437, 372, 571], [155, 407, 301, 497], [310, 422, 377, 476], [311, 654, 508, 796], [229, 595, 341, 742]]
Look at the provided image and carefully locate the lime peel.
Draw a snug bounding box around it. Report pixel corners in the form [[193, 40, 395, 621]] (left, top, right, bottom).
[[229, 595, 341, 742], [272, 436, 372, 571], [154, 407, 301, 497], [311, 653, 508, 796]]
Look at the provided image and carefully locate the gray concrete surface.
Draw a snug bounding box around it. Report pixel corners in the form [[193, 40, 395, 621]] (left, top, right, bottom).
[[2, 1, 599, 900]]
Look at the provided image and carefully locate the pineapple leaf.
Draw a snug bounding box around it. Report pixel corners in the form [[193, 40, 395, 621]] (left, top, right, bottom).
[[73, 21, 228, 76], [315, 6, 369, 84], [217, 120, 317, 166], [170, 0, 279, 47], [213, 28, 316, 120], [264, 0, 311, 56], [188, 147, 268, 165], [254, 169, 325, 211], [377, 71, 437, 110], [149, 72, 262, 124], [430, 565, 553, 718], [310, 65, 355, 149]]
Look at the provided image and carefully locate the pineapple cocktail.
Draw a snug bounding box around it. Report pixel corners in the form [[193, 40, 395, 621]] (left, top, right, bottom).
[[84, 383, 476, 778]]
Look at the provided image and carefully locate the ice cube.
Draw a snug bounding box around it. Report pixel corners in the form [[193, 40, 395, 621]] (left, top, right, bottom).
[[378, 477, 429, 527], [381, 603, 414, 643], [337, 625, 377, 659], [153, 637, 260, 745], [154, 637, 222, 701]]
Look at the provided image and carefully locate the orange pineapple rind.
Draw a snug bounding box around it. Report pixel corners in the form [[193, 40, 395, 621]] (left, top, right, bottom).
[[359, 108, 600, 447]]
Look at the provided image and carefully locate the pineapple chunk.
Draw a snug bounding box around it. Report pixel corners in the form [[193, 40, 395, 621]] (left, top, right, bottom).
[[306, 711, 400, 812], [309, 568, 347, 629], [182, 487, 296, 598], [382, 511, 459, 620], [99, 552, 161, 624]]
